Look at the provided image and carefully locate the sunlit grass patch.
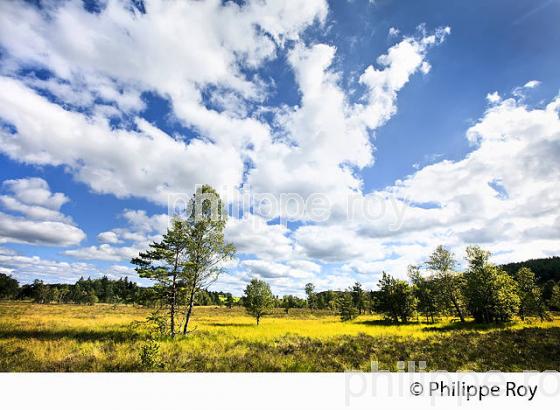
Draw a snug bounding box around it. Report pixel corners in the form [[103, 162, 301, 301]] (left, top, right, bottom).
[[1, 301, 559, 372]]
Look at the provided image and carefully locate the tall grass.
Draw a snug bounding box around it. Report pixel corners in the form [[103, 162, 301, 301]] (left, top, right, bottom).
[[1, 301, 559, 372]]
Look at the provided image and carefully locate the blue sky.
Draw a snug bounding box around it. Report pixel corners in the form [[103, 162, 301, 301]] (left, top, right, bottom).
[[0, 0, 559, 295]]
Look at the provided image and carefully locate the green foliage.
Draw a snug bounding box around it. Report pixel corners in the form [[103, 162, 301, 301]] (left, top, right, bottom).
[[367, 290, 377, 314], [501, 256, 560, 283], [376, 272, 416, 323], [516, 267, 548, 320], [85, 290, 99, 306], [492, 270, 521, 321], [225, 293, 235, 309], [0, 273, 19, 299], [139, 339, 161, 370], [550, 284, 560, 310], [281, 295, 305, 314], [145, 311, 169, 338], [315, 290, 340, 310], [338, 292, 358, 321], [542, 280, 557, 306], [17, 276, 144, 305], [351, 282, 368, 314], [9, 242, 559, 328], [408, 265, 440, 323], [180, 185, 236, 334], [195, 291, 212, 306], [243, 279, 274, 325], [426, 245, 456, 273], [131, 185, 235, 336], [131, 218, 190, 337], [31, 280, 52, 304], [463, 245, 520, 323], [304, 283, 316, 309], [426, 245, 466, 322]]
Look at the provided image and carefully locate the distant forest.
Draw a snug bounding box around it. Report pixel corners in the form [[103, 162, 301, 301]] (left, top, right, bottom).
[[1, 256, 559, 310], [501, 256, 560, 283], [0, 275, 237, 307]]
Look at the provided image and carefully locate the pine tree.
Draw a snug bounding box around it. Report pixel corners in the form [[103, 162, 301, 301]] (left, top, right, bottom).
[[225, 293, 235, 309], [131, 218, 189, 338], [338, 291, 358, 322], [376, 272, 416, 323], [351, 282, 367, 314]]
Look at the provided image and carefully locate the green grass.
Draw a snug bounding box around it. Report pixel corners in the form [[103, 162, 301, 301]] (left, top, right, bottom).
[[1, 301, 559, 372]]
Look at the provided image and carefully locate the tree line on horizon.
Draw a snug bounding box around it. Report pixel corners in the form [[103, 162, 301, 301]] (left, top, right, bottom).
[[2, 246, 560, 326], [0, 274, 238, 307], [323, 246, 560, 324], [1, 185, 560, 334], [2, 247, 560, 326]]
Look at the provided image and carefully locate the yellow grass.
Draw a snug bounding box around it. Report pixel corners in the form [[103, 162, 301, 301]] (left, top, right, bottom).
[[1, 301, 559, 371], [4, 301, 559, 338]]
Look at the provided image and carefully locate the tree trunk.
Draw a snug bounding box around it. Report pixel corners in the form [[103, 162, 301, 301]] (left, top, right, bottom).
[[182, 287, 196, 335], [451, 296, 465, 323], [170, 273, 177, 338], [170, 297, 175, 338], [169, 249, 180, 338], [256, 314, 260, 325]]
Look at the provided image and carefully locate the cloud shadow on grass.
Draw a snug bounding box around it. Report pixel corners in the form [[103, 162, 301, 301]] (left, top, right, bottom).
[[207, 322, 255, 328], [0, 328, 138, 342]]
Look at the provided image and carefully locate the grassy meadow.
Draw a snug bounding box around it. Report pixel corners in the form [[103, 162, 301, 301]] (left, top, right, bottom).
[[1, 301, 559, 372]]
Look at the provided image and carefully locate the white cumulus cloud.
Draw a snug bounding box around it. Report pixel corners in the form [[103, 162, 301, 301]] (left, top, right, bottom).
[[0, 178, 85, 246]]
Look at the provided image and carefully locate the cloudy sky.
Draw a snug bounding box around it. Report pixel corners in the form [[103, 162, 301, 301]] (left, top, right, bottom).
[[0, 0, 559, 295]]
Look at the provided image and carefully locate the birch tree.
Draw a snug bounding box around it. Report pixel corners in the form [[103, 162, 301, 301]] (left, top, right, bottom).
[[181, 185, 235, 334], [426, 245, 466, 322]]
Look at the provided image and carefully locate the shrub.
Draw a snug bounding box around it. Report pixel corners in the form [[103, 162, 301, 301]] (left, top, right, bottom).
[[139, 339, 161, 370]]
